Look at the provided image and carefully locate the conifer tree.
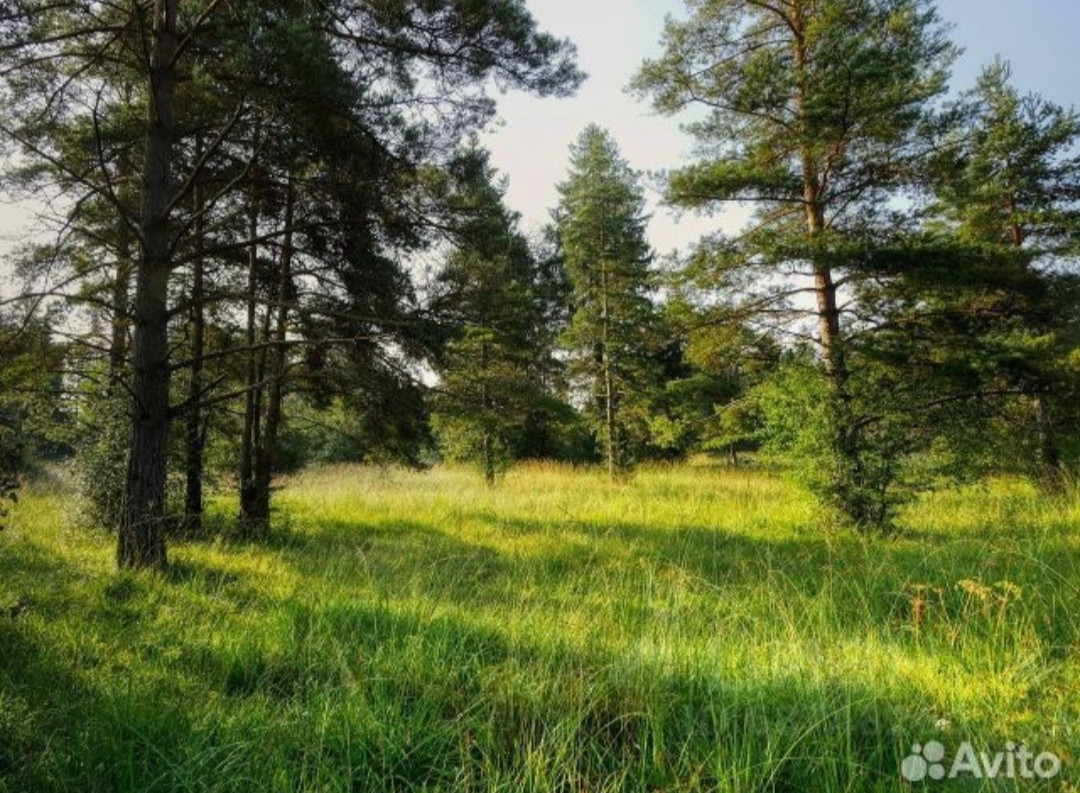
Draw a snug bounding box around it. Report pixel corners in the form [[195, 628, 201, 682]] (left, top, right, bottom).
[[923, 61, 1080, 485], [430, 149, 544, 483], [633, 0, 955, 525], [555, 126, 658, 477]]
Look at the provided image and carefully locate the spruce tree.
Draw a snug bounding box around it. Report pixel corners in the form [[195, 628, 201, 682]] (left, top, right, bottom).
[[923, 61, 1080, 485], [556, 126, 658, 478], [430, 149, 544, 483]]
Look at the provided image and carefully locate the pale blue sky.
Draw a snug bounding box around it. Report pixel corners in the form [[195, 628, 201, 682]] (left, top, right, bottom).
[[484, 0, 1080, 255]]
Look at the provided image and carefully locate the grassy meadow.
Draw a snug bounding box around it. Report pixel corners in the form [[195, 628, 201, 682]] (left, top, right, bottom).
[[2, 463, 1079, 791]]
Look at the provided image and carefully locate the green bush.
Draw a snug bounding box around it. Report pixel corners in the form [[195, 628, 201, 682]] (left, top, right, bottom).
[[72, 385, 129, 531]]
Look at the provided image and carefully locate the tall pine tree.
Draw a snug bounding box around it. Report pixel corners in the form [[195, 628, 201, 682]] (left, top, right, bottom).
[[633, 0, 955, 526]]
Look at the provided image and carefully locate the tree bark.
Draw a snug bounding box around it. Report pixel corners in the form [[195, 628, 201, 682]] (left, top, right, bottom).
[[792, 3, 847, 396], [244, 174, 295, 534], [600, 248, 617, 480], [792, 6, 865, 524], [184, 141, 206, 534], [238, 146, 261, 532], [109, 151, 135, 385], [118, 0, 177, 570], [602, 312, 616, 479], [1035, 393, 1061, 481], [481, 340, 495, 485]]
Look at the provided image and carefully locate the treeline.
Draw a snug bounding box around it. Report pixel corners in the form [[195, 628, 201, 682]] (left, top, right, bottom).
[[1, 0, 1078, 567]]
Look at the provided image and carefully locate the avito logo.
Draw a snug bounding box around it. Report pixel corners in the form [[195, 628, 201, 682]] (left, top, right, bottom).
[[901, 740, 1061, 782]]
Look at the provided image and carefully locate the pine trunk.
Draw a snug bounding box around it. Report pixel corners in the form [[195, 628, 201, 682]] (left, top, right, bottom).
[[481, 341, 496, 486], [794, 13, 863, 524], [118, 0, 177, 570], [109, 153, 134, 385], [601, 260, 617, 480], [238, 158, 261, 533], [184, 153, 206, 534], [1035, 393, 1063, 489], [245, 176, 295, 534]]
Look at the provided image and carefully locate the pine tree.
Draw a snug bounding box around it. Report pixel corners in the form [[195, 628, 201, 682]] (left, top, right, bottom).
[[517, 225, 579, 461], [633, 0, 955, 526]]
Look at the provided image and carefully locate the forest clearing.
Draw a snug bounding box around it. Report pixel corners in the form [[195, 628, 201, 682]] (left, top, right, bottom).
[[2, 464, 1078, 791], [3, 0, 1080, 789]]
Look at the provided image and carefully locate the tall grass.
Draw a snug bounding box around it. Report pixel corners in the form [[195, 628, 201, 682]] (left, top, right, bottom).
[[1, 463, 1078, 791]]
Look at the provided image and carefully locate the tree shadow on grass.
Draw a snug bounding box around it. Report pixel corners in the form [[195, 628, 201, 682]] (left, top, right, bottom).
[[228, 501, 1080, 659], [159, 593, 990, 792], [5, 515, 1072, 789], [185, 596, 522, 701], [276, 508, 1080, 658], [464, 505, 1080, 581], [0, 620, 87, 790], [0, 545, 106, 791], [272, 516, 511, 603], [163, 556, 272, 612]]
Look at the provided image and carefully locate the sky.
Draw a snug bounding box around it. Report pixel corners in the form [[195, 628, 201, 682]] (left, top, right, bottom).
[[1, 1, 1078, 265], [482, 0, 1080, 256]]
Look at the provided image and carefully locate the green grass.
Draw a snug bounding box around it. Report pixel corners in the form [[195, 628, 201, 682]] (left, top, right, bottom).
[[2, 463, 1079, 791]]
